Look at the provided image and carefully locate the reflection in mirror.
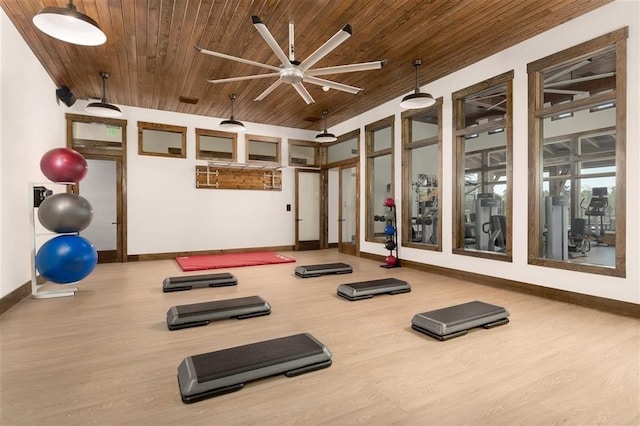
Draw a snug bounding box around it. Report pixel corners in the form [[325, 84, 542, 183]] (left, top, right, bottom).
[[196, 129, 236, 161], [138, 121, 186, 158], [402, 101, 441, 250]]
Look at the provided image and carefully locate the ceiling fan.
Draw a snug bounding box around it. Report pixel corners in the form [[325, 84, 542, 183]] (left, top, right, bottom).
[[195, 16, 387, 104]]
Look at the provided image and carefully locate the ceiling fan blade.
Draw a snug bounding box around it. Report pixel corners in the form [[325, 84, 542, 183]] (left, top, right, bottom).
[[303, 76, 361, 94], [292, 82, 315, 104], [544, 72, 615, 88], [195, 46, 280, 71], [299, 24, 352, 71], [255, 80, 283, 101], [305, 60, 387, 76], [252, 16, 292, 67], [207, 73, 279, 84]]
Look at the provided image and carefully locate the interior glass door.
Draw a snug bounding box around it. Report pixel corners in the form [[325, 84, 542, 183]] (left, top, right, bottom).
[[295, 169, 321, 250], [339, 165, 358, 255]]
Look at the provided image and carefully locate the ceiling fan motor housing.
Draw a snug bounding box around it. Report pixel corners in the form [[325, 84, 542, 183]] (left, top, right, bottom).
[[280, 67, 304, 84]]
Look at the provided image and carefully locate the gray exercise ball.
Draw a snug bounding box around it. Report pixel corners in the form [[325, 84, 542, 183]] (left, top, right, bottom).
[[37, 193, 93, 233]]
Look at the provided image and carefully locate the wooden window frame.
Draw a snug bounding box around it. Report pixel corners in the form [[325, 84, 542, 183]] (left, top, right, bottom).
[[323, 129, 360, 169], [401, 98, 443, 252], [289, 139, 320, 168], [138, 121, 187, 159], [365, 115, 394, 243], [527, 27, 627, 277], [245, 134, 281, 165], [452, 71, 514, 261], [195, 128, 237, 162]]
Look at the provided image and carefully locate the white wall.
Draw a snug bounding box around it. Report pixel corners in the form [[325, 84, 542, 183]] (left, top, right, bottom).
[[68, 102, 315, 256], [1, 9, 66, 298], [331, 0, 640, 304]]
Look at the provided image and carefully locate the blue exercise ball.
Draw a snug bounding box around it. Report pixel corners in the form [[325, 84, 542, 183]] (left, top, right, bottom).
[[38, 193, 93, 233], [35, 235, 97, 284], [384, 225, 396, 236]]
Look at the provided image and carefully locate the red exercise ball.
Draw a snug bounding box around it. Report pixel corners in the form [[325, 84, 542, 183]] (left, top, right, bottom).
[[384, 197, 395, 207], [40, 148, 88, 183], [385, 255, 397, 266]]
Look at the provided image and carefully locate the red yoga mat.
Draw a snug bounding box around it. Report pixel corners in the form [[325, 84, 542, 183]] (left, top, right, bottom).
[[176, 252, 296, 272]]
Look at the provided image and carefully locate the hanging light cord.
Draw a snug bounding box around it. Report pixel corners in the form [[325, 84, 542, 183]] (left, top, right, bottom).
[[322, 109, 329, 132], [229, 94, 237, 120], [413, 59, 422, 94]]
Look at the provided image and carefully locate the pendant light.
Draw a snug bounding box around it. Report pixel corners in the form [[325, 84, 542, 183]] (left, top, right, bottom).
[[220, 94, 246, 132], [85, 72, 122, 117], [400, 59, 435, 110], [32, 0, 106, 46], [315, 110, 337, 143]]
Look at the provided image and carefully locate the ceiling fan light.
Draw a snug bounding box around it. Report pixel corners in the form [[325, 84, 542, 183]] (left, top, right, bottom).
[[32, 2, 106, 46], [400, 91, 436, 110], [220, 119, 246, 132], [315, 131, 337, 143], [85, 101, 122, 117]]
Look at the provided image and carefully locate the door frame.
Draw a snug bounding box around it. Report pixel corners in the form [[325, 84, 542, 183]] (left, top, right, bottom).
[[338, 162, 360, 256], [294, 168, 322, 251], [66, 113, 127, 263]]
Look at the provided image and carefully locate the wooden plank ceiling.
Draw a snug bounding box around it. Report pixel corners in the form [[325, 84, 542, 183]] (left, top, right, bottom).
[[1, 0, 611, 131]]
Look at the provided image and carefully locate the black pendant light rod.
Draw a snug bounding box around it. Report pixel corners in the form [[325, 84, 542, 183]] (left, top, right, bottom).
[[229, 94, 237, 120], [99, 72, 109, 102], [412, 59, 422, 94], [322, 109, 329, 132]]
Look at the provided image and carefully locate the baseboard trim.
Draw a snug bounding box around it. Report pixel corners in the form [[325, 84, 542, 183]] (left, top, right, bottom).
[[127, 245, 296, 262], [0, 276, 46, 317], [358, 252, 640, 318]]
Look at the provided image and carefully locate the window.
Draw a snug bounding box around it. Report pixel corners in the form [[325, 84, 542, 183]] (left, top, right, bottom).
[[195, 128, 237, 161], [289, 139, 320, 167], [527, 28, 627, 277], [246, 135, 281, 164], [138, 121, 186, 158], [68, 114, 124, 153], [325, 130, 359, 166], [365, 116, 394, 242], [402, 99, 442, 250], [452, 71, 513, 260]]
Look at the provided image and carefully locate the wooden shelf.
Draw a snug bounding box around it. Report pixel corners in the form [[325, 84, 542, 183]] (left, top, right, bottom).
[[196, 164, 282, 190]]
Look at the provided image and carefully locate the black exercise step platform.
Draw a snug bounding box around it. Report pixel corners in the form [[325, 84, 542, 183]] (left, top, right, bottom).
[[162, 272, 238, 292], [177, 333, 332, 403], [336, 278, 411, 301], [411, 300, 510, 341], [166, 296, 271, 330], [295, 263, 353, 278]]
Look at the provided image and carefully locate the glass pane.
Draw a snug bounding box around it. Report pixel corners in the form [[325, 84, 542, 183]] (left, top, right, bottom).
[[327, 137, 358, 163], [290, 144, 316, 166], [248, 140, 277, 162], [541, 105, 616, 267], [298, 172, 320, 240], [542, 45, 616, 105], [72, 121, 122, 151], [142, 128, 183, 156], [372, 154, 392, 237], [410, 110, 438, 142], [198, 135, 233, 160], [373, 126, 392, 151], [409, 144, 438, 245], [341, 167, 357, 244], [463, 83, 507, 127]]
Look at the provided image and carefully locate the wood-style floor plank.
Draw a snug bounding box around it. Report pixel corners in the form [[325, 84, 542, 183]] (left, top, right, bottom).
[[1, 249, 638, 425]]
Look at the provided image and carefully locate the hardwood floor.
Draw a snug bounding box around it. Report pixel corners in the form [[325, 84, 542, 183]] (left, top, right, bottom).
[[1, 249, 638, 425]]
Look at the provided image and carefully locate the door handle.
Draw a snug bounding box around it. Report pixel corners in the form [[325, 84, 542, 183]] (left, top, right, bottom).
[[111, 222, 117, 225]]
